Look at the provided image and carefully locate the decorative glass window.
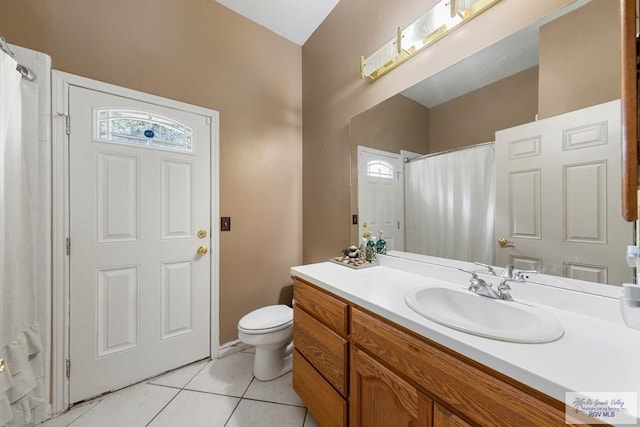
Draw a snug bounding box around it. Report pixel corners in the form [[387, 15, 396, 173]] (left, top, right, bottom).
[[96, 108, 193, 153], [367, 160, 394, 179]]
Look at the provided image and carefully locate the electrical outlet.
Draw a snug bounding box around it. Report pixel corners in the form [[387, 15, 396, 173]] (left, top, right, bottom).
[[221, 217, 231, 231]]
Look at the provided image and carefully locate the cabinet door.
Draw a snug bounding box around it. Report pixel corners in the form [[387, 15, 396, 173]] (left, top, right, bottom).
[[350, 347, 432, 427], [433, 403, 472, 427]]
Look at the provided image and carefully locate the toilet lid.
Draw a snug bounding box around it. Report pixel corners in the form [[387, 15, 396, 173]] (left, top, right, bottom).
[[238, 305, 293, 332]]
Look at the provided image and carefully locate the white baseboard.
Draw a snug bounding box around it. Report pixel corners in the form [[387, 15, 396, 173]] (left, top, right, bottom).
[[218, 340, 251, 358]]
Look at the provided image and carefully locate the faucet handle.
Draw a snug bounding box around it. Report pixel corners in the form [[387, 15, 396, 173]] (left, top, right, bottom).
[[497, 278, 518, 301], [497, 278, 518, 289], [458, 268, 491, 293], [458, 268, 478, 291], [458, 268, 478, 279], [473, 262, 496, 275]]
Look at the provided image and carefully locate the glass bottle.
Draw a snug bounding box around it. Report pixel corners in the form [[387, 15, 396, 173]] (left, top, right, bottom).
[[366, 235, 377, 262], [376, 231, 387, 255]]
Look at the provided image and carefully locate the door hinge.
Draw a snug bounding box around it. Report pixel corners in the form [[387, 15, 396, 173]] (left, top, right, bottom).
[[65, 359, 70, 378], [56, 112, 70, 135], [398, 221, 400, 230], [205, 116, 212, 125], [66, 237, 71, 256]]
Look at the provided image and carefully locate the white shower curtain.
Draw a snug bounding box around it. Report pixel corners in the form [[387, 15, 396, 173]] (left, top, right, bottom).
[[405, 143, 495, 264], [0, 49, 51, 426]]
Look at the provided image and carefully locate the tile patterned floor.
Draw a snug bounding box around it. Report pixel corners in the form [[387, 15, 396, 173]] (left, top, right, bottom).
[[40, 348, 319, 427]]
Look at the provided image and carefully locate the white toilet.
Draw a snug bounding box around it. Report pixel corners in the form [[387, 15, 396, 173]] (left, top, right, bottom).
[[237, 304, 294, 381]]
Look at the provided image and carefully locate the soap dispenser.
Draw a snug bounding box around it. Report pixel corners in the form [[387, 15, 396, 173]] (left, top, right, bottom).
[[620, 283, 640, 330], [620, 245, 640, 330], [366, 235, 377, 262], [359, 238, 367, 260], [376, 231, 387, 255]]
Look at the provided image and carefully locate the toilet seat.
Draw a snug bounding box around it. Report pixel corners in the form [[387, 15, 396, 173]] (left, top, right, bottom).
[[238, 305, 293, 335]]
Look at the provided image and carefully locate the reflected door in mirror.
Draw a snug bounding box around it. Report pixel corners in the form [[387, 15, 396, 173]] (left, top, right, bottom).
[[495, 100, 633, 285], [357, 147, 404, 251]]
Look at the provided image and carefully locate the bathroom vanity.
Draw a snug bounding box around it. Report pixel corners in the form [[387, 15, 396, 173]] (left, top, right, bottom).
[[291, 255, 640, 426]]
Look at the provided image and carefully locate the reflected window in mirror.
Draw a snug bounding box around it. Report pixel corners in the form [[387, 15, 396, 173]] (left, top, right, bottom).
[[367, 160, 394, 179]]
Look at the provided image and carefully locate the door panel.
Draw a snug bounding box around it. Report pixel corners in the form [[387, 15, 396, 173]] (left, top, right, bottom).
[[509, 169, 540, 238], [161, 260, 194, 339], [161, 160, 193, 238], [69, 85, 212, 403], [96, 153, 138, 242], [96, 266, 139, 357]]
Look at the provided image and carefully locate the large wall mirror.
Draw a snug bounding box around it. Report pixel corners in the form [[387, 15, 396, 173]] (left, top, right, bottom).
[[350, 0, 636, 289]]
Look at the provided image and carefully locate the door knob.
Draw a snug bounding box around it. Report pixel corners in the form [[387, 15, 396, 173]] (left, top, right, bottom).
[[497, 237, 513, 248], [197, 246, 208, 255]]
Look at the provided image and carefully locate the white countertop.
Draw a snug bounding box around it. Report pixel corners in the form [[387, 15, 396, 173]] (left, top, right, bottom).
[[291, 256, 640, 425]]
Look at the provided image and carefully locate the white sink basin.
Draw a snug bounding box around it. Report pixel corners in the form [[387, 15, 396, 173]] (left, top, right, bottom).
[[404, 287, 564, 343]]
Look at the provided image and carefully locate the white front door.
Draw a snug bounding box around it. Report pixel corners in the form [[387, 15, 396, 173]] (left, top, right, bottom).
[[495, 100, 633, 285], [68, 85, 213, 403], [358, 146, 404, 251]]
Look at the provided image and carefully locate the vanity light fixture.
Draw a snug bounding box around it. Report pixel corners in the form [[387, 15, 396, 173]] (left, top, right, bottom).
[[360, 0, 501, 80]]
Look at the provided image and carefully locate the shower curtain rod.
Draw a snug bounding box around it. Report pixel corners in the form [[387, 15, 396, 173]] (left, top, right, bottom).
[[404, 141, 494, 163], [0, 36, 36, 82]]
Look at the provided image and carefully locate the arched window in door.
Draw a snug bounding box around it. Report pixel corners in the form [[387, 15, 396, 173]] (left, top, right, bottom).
[[367, 160, 394, 179]]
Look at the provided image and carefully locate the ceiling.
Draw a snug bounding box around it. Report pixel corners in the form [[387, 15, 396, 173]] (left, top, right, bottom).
[[401, 24, 539, 108], [215, 0, 340, 46]]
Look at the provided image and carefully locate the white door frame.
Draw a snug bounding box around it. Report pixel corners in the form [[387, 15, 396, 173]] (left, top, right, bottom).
[[51, 71, 220, 413]]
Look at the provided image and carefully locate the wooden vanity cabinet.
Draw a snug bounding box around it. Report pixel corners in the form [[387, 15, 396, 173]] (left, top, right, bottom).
[[350, 307, 568, 427], [292, 277, 579, 426], [292, 278, 349, 427]]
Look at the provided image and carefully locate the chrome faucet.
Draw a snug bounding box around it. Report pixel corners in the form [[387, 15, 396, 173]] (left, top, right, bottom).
[[499, 264, 537, 282], [460, 268, 518, 301], [459, 268, 500, 299], [473, 262, 496, 276], [500, 264, 515, 278], [471, 262, 538, 282]]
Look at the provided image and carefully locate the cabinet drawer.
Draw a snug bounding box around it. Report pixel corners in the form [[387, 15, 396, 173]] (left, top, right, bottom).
[[294, 305, 348, 396], [293, 349, 347, 427], [351, 308, 567, 427], [294, 278, 348, 337]]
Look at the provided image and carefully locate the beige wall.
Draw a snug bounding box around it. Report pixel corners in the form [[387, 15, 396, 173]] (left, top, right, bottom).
[[538, 0, 620, 118], [303, 0, 574, 263], [348, 94, 430, 243], [0, 0, 303, 344], [350, 94, 430, 155], [429, 67, 539, 153]]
